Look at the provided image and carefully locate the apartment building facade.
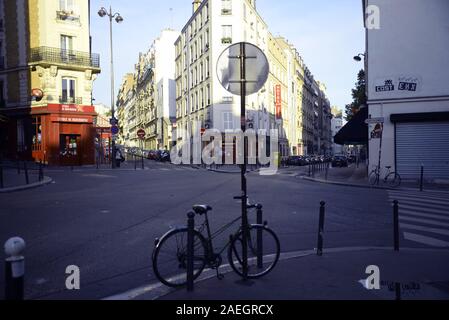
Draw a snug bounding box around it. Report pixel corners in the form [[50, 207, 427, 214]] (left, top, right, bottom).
[[117, 29, 179, 150], [0, 0, 100, 165]]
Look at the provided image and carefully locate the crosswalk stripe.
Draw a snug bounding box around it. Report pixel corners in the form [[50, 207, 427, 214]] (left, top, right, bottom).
[[400, 223, 449, 236], [389, 190, 449, 197], [387, 198, 449, 210], [399, 210, 449, 221], [403, 232, 449, 247], [400, 216, 449, 228], [388, 193, 449, 203], [398, 204, 449, 216]]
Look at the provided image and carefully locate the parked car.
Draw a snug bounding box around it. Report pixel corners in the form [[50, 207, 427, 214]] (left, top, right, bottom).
[[332, 155, 349, 167], [287, 156, 303, 166]]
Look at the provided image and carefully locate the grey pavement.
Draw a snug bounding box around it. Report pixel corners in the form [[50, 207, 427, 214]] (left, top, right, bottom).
[[0, 159, 448, 300], [145, 247, 449, 300]]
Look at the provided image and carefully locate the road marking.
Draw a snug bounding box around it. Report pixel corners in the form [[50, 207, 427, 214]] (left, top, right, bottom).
[[388, 193, 449, 204], [400, 223, 449, 236], [403, 232, 449, 248], [400, 216, 449, 228], [398, 204, 449, 216], [399, 210, 449, 221]]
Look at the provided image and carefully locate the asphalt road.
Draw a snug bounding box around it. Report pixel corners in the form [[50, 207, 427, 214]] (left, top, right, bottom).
[[0, 162, 397, 300]]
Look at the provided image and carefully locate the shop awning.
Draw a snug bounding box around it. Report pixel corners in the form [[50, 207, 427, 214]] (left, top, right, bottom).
[[334, 106, 368, 145]]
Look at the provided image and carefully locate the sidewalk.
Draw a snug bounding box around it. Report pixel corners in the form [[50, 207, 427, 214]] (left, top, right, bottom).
[[297, 165, 449, 192], [106, 247, 449, 300], [0, 167, 52, 193]]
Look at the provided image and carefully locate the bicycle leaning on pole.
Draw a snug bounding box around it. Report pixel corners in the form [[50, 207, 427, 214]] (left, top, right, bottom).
[[369, 165, 401, 188], [152, 196, 280, 288]]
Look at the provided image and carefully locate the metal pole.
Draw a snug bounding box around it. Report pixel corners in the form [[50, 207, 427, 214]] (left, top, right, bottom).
[[38, 161, 43, 182], [134, 153, 137, 170], [239, 42, 248, 279], [141, 140, 144, 170], [317, 201, 326, 256], [395, 282, 401, 301], [24, 162, 29, 185], [187, 212, 195, 292], [256, 204, 263, 269], [420, 165, 424, 192], [393, 200, 400, 251], [4, 237, 26, 300], [109, 6, 116, 169]]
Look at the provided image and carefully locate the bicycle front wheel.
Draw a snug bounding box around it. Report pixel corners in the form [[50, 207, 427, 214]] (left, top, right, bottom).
[[152, 229, 207, 288], [228, 225, 280, 279], [386, 172, 401, 188]]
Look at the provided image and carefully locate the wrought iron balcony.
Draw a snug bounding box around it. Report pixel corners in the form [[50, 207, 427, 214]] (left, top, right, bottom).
[[56, 10, 80, 22], [59, 96, 83, 105], [30, 46, 100, 69]]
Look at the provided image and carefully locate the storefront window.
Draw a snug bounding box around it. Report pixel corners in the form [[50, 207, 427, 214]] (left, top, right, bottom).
[[32, 116, 42, 151], [60, 134, 80, 157]]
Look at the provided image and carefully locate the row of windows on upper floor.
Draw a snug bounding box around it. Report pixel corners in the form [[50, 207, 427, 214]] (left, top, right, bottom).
[[177, 84, 212, 118], [176, 56, 211, 95]]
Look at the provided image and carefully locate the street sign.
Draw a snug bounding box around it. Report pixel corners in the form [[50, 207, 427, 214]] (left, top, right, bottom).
[[110, 118, 118, 126], [217, 42, 269, 96], [137, 129, 146, 140], [111, 125, 119, 135], [365, 117, 385, 124]]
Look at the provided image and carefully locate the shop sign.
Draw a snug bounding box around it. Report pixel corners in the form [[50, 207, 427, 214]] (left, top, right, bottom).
[[374, 76, 421, 93]]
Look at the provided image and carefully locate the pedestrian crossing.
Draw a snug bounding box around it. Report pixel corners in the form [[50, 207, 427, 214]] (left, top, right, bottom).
[[387, 190, 449, 248]]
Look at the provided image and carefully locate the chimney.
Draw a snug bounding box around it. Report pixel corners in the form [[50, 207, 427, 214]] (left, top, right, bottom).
[[193, 0, 202, 13]]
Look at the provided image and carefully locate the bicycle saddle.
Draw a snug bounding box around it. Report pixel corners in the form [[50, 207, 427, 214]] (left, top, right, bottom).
[[193, 205, 213, 215], [385, 166, 392, 169]]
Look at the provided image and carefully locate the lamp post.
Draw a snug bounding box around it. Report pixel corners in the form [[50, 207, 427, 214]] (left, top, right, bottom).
[[98, 6, 123, 169]]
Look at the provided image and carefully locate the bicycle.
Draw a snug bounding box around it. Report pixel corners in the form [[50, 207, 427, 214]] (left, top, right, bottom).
[[152, 196, 281, 288], [369, 165, 401, 188]]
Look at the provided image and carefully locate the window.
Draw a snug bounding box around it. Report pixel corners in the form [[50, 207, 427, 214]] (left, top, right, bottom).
[[222, 25, 232, 44], [32, 116, 42, 151], [59, 0, 74, 12], [223, 112, 233, 130], [200, 88, 204, 108], [207, 84, 211, 105], [206, 57, 210, 78], [200, 63, 203, 82], [62, 78, 76, 103], [222, 0, 232, 15], [60, 35, 73, 52]]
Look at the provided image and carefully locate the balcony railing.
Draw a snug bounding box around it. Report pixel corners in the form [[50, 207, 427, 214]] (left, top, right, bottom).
[[59, 96, 83, 105], [56, 10, 80, 22], [30, 46, 100, 69]]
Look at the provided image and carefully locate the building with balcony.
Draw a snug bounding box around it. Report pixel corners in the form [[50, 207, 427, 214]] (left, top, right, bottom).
[[0, 0, 100, 166], [116, 29, 179, 150]]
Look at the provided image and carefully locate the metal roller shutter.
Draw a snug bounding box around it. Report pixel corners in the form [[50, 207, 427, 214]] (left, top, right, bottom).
[[396, 122, 449, 180]]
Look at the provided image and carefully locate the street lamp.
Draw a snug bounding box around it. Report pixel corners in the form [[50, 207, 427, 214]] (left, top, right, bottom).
[[353, 53, 365, 62], [98, 6, 123, 169]]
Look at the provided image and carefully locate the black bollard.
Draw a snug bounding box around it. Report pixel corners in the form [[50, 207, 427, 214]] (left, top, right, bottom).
[[393, 200, 400, 251], [24, 162, 29, 185], [308, 164, 311, 177], [38, 161, 43, 182], [134, 154, 137, 171], [256, 204, 263, 269], [317, 201, 326, 256], [395, 282, 401, 301], [4, 237, 26, 300], [187, 211, 195, 292]]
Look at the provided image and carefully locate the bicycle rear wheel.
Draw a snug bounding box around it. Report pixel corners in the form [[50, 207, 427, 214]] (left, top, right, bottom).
[[228, 225, 280, 279], [152, 229, 207, 288], [369, 171, 379, 186], [386, 172, 401, 188]]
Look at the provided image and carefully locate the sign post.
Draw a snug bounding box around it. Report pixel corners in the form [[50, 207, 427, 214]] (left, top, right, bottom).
[[137, 129, 146, 170], [217, 42, 269, 279]]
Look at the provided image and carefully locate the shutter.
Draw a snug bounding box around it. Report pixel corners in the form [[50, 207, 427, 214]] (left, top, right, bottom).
[[396, 122, 449, 180]]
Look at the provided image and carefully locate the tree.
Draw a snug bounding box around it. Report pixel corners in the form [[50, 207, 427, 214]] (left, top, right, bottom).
[[345, 69, 367, 121]]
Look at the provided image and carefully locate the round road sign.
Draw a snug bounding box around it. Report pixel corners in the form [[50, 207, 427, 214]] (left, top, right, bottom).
[[137, 129, 146, 139]]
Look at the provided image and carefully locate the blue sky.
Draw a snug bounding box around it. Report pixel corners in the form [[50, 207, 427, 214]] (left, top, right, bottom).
[[91, 0, 365, 111]]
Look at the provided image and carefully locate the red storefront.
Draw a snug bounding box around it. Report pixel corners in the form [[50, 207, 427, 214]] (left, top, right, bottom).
[[30, 104, 96, 166]]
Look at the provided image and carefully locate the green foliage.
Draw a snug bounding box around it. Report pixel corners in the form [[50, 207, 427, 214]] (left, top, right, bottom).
[[345, 69, 367, 121]]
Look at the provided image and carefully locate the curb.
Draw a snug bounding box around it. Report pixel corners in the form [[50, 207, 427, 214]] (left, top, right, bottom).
[[0, 176, 53, 193], [302, 176, 449, 193], [103, 246, 449, 301]]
